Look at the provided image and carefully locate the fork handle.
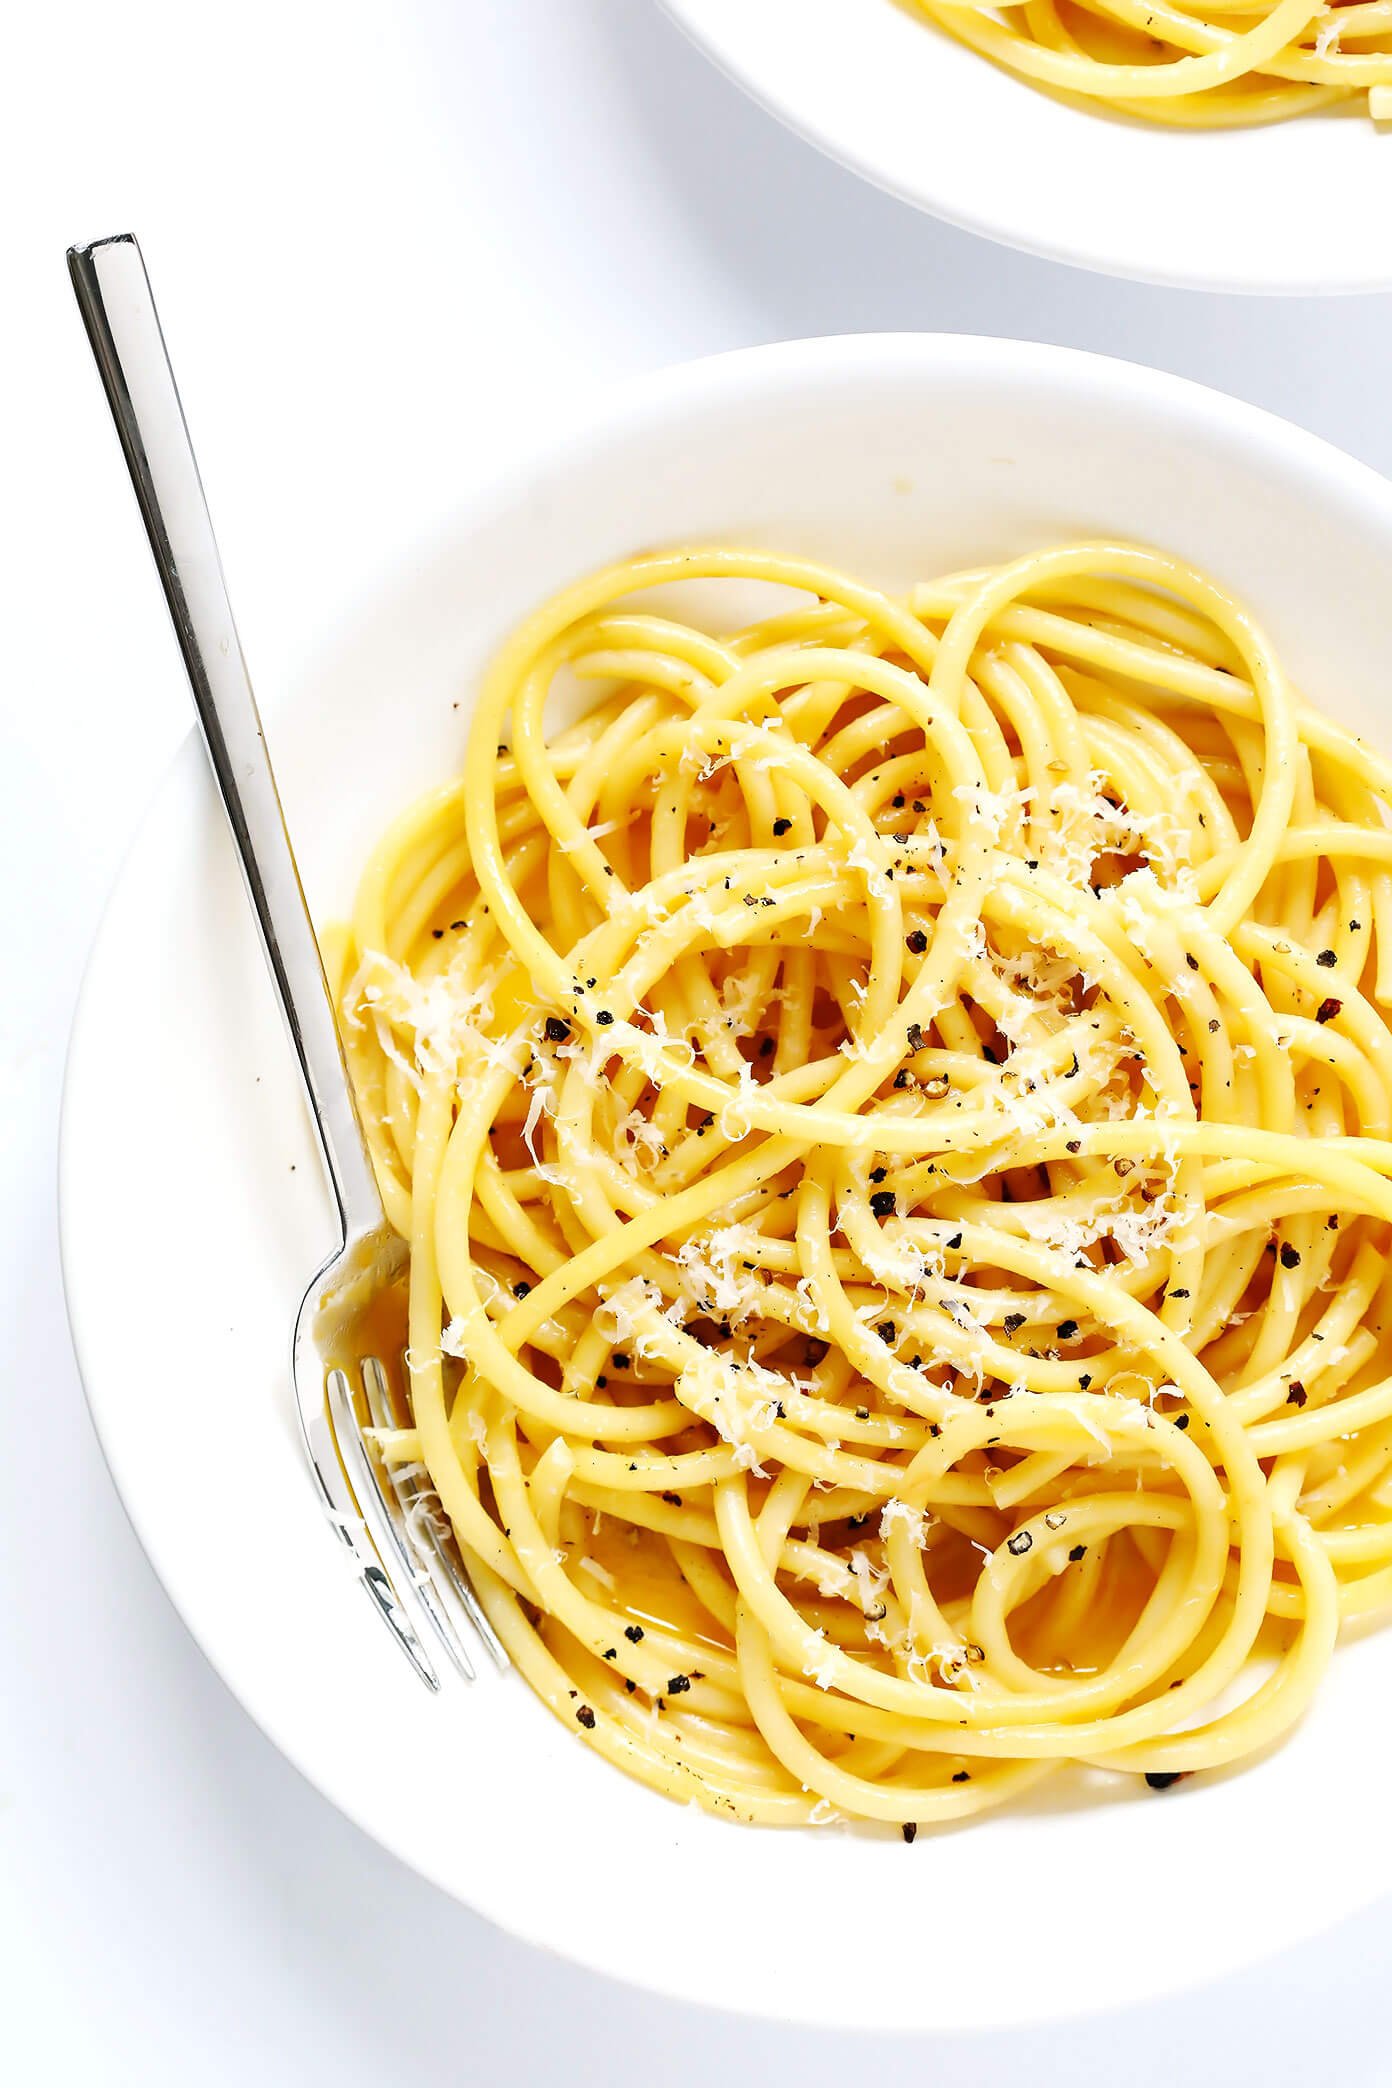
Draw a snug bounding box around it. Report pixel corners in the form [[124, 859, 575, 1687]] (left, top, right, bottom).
[[69, 234, 383, 1244]]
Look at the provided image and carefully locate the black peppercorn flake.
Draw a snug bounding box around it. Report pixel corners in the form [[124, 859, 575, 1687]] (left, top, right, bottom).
[[1316, 997, 1342, 1024], [1144, 1770, 1188, 1791], [576, 1705, 596, 1729], [952, 1770, 971, 1784], [1068, 1543, 1087, 1562], [1185, 953, 1199, 971], [870, 1190, 897, 1219], [869, 1165, 888, 1183], [595, 1009, 614, 1026], [1003, 1312, 1025, 1335], [1006, 1530, 1033, 1557], [906, 927, 928, 954], [1286, 1382, 1307, 1407], [667, 1674, 692, 1695], [1057, 1318, 1079, 1341], [901, 1821, 917, 1842], [876, 1321, 896, 1345], [1280, 1243, 1301, 1269], [1317, 948, 1337, 967], [772, 817, 792, 836], [624, 1624, 645, 1642], [544, 1014, 571, 1043]]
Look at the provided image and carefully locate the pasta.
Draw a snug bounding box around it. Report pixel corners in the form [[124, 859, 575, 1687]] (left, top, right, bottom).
[[902, 0, 1392, 127], [334, 540, 1392, 1831]]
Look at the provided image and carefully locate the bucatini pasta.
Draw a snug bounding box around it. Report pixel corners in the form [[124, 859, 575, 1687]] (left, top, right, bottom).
[[332, 541, 1392, 1830]]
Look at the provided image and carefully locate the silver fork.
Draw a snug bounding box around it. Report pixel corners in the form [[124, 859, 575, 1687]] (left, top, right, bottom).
[[69, 232, 505, 1690]]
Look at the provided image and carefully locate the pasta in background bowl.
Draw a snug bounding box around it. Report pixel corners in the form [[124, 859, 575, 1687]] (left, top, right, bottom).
[[62, 335, 1392, 2026], [902, 0, 1392, 129], [659, 0, 1392, 291]]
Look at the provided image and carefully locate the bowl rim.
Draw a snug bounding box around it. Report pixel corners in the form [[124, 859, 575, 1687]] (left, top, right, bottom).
[[657, 0, 1392, 296], [60, 329, 1392, 2024]]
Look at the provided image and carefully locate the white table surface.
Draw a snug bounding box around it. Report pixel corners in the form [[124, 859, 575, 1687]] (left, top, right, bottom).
[[5, 3, 1392, 2079]]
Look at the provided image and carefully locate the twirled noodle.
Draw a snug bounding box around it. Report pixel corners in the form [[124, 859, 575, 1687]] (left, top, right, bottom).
[[331, 540, 1392, 1830], [904, 0, 1392, 127]]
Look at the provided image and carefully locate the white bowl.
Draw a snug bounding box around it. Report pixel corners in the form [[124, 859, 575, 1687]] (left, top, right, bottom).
[[62, 334, 1392, 2029], [660, 0, 1392, 293]]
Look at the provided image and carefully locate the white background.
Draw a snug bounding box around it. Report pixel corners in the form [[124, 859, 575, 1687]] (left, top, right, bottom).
[[5, 2, 1392, 2080]]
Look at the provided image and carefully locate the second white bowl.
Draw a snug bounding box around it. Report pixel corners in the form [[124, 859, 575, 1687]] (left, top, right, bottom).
[[662, 0, 1392, 293]]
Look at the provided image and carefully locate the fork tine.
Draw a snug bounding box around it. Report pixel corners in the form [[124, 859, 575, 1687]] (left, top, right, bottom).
[[348, 1357, 481, 1681], [327, 1367, 476, 1681], [364, 1355, 510, 1672], [316, 1381, 439, 1690]]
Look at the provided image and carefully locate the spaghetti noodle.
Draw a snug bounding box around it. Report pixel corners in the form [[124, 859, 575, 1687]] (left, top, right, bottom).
[[334, 541, 1392, 1829], [904, 0, 1392, 127]]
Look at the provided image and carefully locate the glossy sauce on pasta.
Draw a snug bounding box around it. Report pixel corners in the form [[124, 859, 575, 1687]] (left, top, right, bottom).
[[331, 542, 1392, 1829]]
